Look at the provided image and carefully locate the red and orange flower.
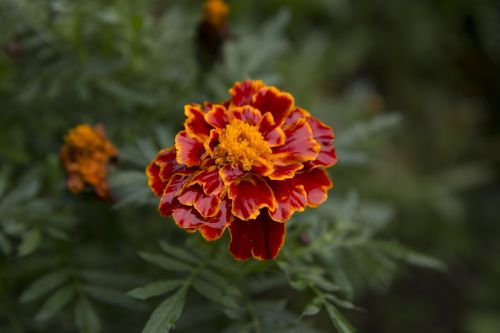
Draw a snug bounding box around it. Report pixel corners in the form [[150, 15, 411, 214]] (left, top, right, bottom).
[[146, 80, 336, 260], [60, 124, 118, 199]]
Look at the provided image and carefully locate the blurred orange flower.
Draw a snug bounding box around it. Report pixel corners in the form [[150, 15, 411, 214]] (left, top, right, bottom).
[[60, 124, 117, 199], [203, 0, 229, 28], [147, 81, 336, 260]]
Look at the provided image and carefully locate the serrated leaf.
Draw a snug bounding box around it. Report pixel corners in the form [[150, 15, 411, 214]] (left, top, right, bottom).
[[127, 280, 183, 300], [159, 241, 199, 264], [17, 229, 41, 256], [74, 297, 101, 333], [20, 269, 69, 303], [324, 302, 356, 333], [35, 285, 75, 321], [141, 287, 186, 333], [138, 252, 192, 272]]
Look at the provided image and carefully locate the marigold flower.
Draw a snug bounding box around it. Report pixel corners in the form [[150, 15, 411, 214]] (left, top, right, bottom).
[[60, 124, 118, 199], [196, 0, 230, 70], [147, 81, 337, 260]]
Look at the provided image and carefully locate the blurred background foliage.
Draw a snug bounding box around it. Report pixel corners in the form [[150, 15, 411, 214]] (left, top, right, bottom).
[[1, 0, 499, 332]]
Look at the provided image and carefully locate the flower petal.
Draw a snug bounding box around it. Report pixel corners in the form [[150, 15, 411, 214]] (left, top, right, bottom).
[[283, 108, 310, 129], [172, 199, 231, 241], [252, 86, 294, 126], [199, 199, 232, 241], [293, 169, 333, 207], [268, 181, 307, 222], [229, 105, 262, 125], [268, 163, 304, 180], [229, 213, 286, 260], [159, 174, 189, 216], [146, 148, 188, 196], [305, 116, 337, 169], [175, 131, 205, 166], [251, 157, 275, 177], [178, 184, 221, 218], [146, 160, 166, 196], [228, 176, 276, 220], [272, 118, 320, 163], [229, 80, 265, 106], [204, 104, 229, 129], [257, 112, 285, 147], [184, 104, 211, 141], [219, 164, 244, 185], [203, 129, 220, 157], [190, 166, 224, 196], [172, 205, 204, 230]]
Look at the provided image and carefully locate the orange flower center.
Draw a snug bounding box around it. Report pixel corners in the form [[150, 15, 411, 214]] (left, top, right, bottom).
[[216, 119, 271, 171]]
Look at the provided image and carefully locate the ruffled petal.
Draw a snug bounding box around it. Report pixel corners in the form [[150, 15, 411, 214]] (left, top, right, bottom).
[[190, 166, 224, 196], [199, 199, 232, 241], [146, 160, 166, 196], [228, 176, 276, 220], [146, 148, 189, 196], [229, 80, 265, 106], [203, 129, 220, 157], [172, 199, 231, 241], [219, 164, 244, 185], [283, 107, 310, 129], [229, 212, 286, 260], [305, 116, 337, 169], [268, 163, 304, 180], [229, 105, 262, 125], [159, 174, 189, 216], [184, 104, 211, 141], [251, 157, 275, 177], [175, 131, 205, 166], [251, 86, 294, 126], [178, 185, 221, 218], [293, 169, 333, 207], [271, 118, 320, 163], [172, 205, 204, 230], [257, 112, 285, 147], [268, 181, 307, 222], [204, 104, 229, 129]]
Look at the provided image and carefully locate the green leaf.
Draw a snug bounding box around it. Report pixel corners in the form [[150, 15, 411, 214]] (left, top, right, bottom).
[[373, 241, 446, 271], [159, 241, 199, 265], [127, 280, 183, 300], [20, 269, 69, 303], [74, 297, 101, 333], [138, 252, 192, 272], [326, 294, 361, 311], [324, 302, 356, 333], [17, 229, 42, 256], [35, 285, 75, 321], [301, 296, 323, 318], [192, 279, 239, 309], [141, 287, 187, 333], [83, 285, 145, 310]]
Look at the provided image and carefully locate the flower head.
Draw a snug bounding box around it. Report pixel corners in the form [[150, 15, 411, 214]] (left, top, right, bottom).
[[147, 81, 336, 260], [60, 124, 118, 199]]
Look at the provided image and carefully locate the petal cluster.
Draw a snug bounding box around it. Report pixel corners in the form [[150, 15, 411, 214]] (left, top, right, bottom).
[[60, 124, 118, 199], [147, 80, 336, 260]]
